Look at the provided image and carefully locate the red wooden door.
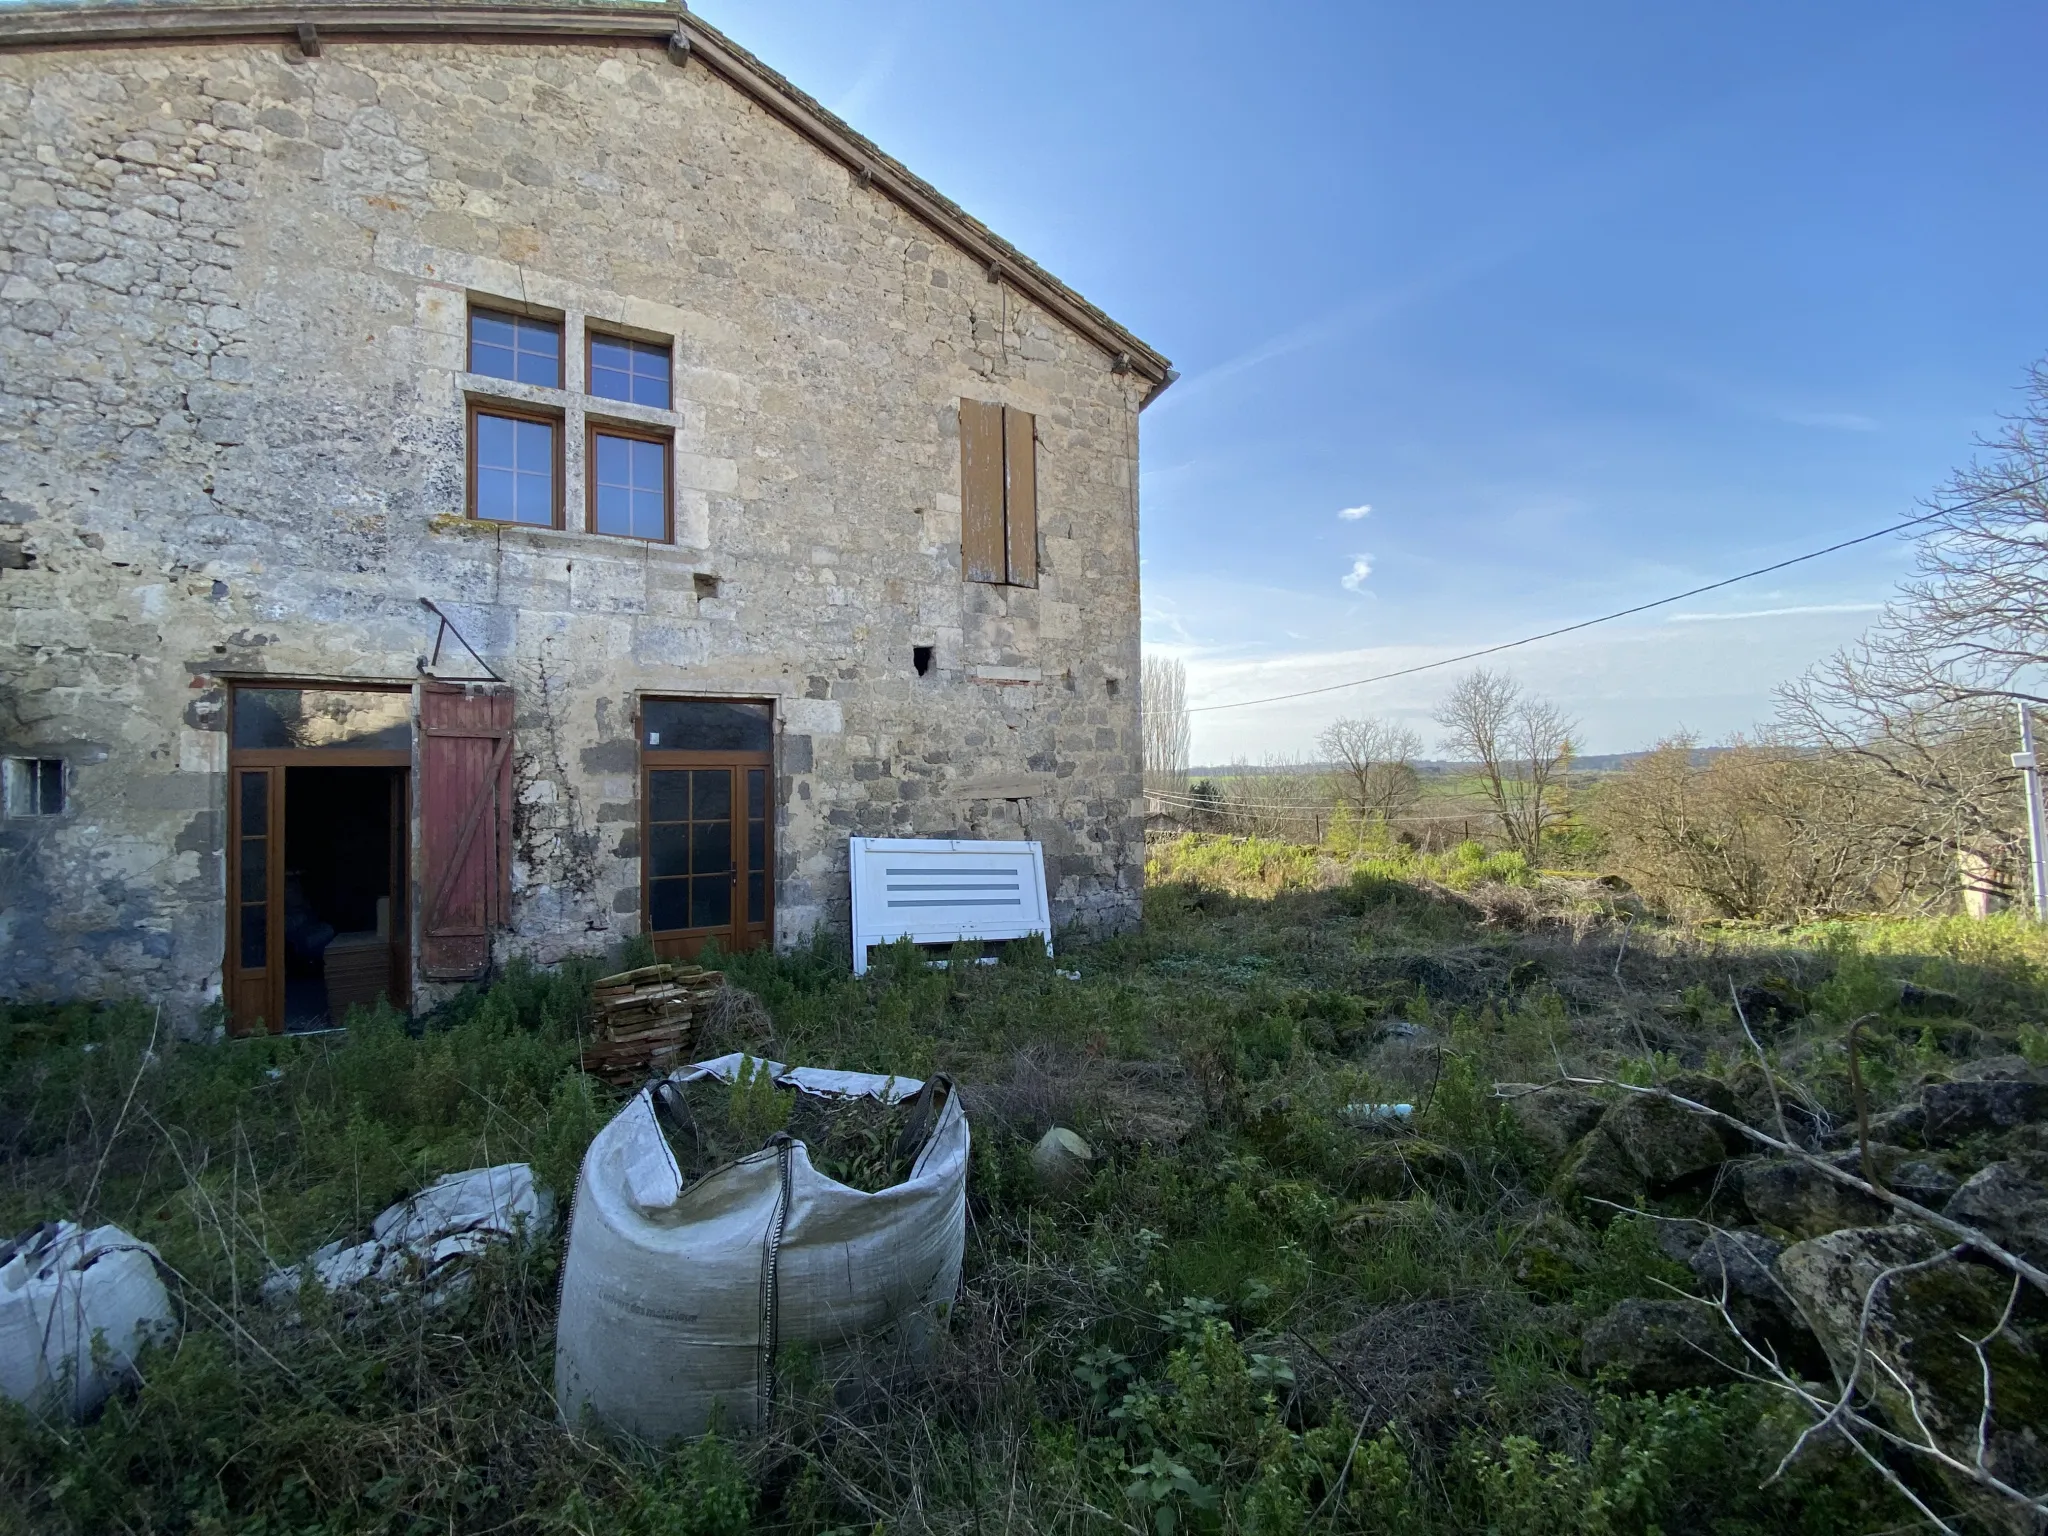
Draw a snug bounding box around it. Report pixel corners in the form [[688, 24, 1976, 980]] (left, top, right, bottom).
[[419, 681, 513, 980]]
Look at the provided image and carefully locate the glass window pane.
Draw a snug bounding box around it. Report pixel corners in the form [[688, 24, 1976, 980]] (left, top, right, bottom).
[[649, 770, 689, 822], [233, 691, 409, 751], [747, 820, 765, 871], [589, 335, 671, 408], [471, 309, 562, 387], [516, 341, 559, 387], [476, 413, 515, 470], [472, 340, 514, 378], [471, 313, 516, 349], [594, 484, 630, 537], [747, 871, 766, 924], [642, 700, 773, 753], [692, 818, 731, 876], [648, 822, 689, 879], [240, 904, 267, 970], [747, 768, 766, 820], [239, 770, 267, 825], [511, 467, 552, 526], [631, 439, 664, 484], [240, 839, 267, 904], [691, 769, 730, 821], [631, 490, 663, 539], [690, 875, 731, 929], [477, 467, 517, 520], [648, 877, 689, 934], [596, 433, 628, 480], [514, 419, 554, 471]]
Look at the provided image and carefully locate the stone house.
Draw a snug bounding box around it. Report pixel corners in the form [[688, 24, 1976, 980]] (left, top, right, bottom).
[[0, 1, 1172, 1033]]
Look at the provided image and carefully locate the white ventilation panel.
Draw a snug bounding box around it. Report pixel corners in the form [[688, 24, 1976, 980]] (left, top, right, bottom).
[[848, 836, 1052, 975]]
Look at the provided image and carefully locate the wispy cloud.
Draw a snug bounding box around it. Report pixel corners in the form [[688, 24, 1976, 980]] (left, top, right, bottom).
[[1666, 602, 1882, 623], [1337, 503, 1372, 521], [1340, 556, 1374, 592], [1775, 408, 1879, 433]]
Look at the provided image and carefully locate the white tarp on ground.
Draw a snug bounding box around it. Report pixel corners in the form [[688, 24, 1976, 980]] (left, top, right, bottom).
[[261, 1163, 554, 1304], [554, 1057, 969, 1442], [0, 1221, 175, 1420], [849, 836, 1052, 975]]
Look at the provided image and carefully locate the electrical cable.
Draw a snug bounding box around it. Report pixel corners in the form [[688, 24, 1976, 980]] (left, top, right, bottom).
[[1163, 473, 2048, 717]]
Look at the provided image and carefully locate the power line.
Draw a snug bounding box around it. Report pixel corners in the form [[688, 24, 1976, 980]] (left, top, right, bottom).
[[1165, 474, 2048, 717]]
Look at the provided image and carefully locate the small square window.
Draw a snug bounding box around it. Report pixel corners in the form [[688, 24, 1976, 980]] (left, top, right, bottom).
[[4, 758, 63, 818], [589, 428, 670, 541], [589, 333, 672, 408], [470, 406, 560, 527], [469, 307, 562, 388]]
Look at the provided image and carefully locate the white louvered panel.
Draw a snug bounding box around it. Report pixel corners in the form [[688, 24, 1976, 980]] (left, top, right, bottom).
[[849, 836, 1052, 975]]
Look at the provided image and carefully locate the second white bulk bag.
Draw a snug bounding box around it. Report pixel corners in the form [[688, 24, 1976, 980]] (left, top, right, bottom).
[[0, 1221, 175, 1421], [554, 1055, 968, 1442]]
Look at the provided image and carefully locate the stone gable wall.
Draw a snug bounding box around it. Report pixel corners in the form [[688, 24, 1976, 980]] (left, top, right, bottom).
[[0, 36, 1147, 1017]]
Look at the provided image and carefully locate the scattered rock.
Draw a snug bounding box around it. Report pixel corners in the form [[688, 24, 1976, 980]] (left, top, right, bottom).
[[1348, 1139, 1464, 1198], [1887, 1159, 1960, 1209], [1030, 1127, 1094, 1193], [1580, 1298, 1743, 1393], [1733, 981, 1807, 1035], [1740, 1158, 1890, 1239], [1689, 1228, 1784, 1301], [1497, 1085, 1607, 1166], [1896, 981, 1967, 1017], [1873, 1073, 2048, 1148], [1775, 1224, 2048, 1531], [1509, 1208, 1596, 1298], [1561, 1126, 1645, 1215], [1601, 1077, 1737, 1188], [1726, 1059, 1826, 1146], [1945, 1159, 2048, 1267]]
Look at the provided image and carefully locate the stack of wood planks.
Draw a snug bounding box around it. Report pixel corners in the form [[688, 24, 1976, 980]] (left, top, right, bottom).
[[581, 964, 723, 1085]]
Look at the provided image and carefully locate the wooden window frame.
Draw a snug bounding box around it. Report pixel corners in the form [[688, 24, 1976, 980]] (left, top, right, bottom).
[[467, 303, 564, 389], [467, 399, 565, 530], [585, 420, 675, 544], [584, 325, 675, 410]]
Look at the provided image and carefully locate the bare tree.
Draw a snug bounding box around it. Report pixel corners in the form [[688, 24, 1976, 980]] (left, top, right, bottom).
[[1434, 669, 1575, 861], [1318, 716, 1422, 826], [1142, 654, 1191, 798]]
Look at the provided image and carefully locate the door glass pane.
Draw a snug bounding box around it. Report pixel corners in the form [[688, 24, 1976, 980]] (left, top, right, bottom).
[[642, 699, 773, 752], [747, 871, 766, 924], [747, 820, 765, 872], [240, 905, 267, 970], [648, 823, 689, 879], [690, 876, 731, 929], [691, 818, 731, 876], [240, 769, 268, 823], [649, 878, 689, 934], [747, 768, 766, 819], [239, 839, 268, 905], [691, 769, 731, 821], [649, 770, 690, 822], [235, 690, 409, 751]]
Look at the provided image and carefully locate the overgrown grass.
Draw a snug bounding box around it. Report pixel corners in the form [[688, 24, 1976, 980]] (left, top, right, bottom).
[[8, 837, 2034, 1532]]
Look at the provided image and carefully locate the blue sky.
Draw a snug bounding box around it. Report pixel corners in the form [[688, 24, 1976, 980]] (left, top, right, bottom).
[[695, 1, 2048, 758]]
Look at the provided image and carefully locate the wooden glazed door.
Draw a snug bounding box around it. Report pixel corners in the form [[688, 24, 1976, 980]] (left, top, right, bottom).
[[226, 765, 284, 1034], [640, 698, 773, 959]]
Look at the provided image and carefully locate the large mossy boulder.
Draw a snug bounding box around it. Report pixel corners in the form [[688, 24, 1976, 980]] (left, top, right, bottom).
[[1560, 1126, 1645, 1216], [1600, 1075, 1739, 1189], [1868, 1057, 2048, 1148], [1945, 1157, 2048, 1268], [1775, 1224, 2048, 1533], [1498, 1085, 1606, 1167], [1346, 1138, 1465, 1198], [1740, 1157, 1890, 1239], [1580, 1298, 1743, 1393]]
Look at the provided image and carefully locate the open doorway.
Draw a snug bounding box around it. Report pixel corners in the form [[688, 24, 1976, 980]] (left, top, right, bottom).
[[281, 766, 406, 1030]]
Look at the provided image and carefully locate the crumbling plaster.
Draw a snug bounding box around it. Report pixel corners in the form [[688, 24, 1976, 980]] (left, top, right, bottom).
[[0, 35, 1148, 1018]]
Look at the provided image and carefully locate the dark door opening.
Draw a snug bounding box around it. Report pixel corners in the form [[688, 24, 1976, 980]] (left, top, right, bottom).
[[281, 766, 407, 1030]]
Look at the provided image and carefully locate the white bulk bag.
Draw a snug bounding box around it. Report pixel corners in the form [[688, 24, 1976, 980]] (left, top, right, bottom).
[[555, 1054, 968, 1442], [0, 1221, 175, 1420]]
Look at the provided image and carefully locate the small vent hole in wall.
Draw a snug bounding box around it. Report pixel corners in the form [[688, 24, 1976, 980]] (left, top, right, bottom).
[[693, 573, 720, 599], [913, 645, 934, 677], [1105, 677, 1119, 697]]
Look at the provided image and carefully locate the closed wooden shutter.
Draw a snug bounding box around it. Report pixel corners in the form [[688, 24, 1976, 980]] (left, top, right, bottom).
[[1002, 406, 1037, 587], [959, 398, 1007, 584], [420, 680, 513, 980]]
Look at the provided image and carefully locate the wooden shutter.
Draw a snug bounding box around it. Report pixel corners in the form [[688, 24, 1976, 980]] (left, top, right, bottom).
[[959, 398, 1006, 584], [420, 680, 513, 980], [1002, 406, 1037, 587]]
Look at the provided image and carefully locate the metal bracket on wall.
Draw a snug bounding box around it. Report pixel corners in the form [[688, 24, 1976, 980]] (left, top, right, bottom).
[[666, 27, 692, 66], [295, 21, 320, 55], [417, 598, 502, 682]]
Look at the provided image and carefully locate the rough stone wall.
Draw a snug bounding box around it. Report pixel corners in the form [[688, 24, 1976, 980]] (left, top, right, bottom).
[[0, 35, 1149, 1018]]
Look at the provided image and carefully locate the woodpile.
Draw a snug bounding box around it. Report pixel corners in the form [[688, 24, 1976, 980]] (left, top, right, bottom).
[[581, 964, 723, 1085]]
